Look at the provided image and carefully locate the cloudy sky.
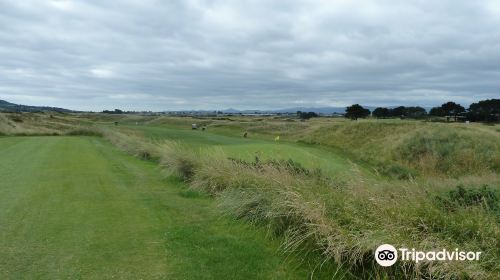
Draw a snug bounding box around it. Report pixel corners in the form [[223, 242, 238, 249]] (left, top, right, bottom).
[[1, 0, 499, 111]]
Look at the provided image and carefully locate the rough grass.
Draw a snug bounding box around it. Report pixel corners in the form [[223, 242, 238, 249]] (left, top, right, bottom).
[[101, 129, 162, 161], [65, 127, 103, 137], [301, 120, 500, 178], [208, 154, 497, 278], [129, 137, 499, 279], [0, 112, 88, 136]]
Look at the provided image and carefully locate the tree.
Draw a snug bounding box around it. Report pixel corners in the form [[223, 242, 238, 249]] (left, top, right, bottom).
[[345, 104, 370, 120], [441, 101, 465, 117], [430, 101, 465, 117], [429, 101, 465, 120], [297, 111, 318, 119], [102, 109, 124, 114], [405, 106, 427, 118], [467, 99, 500, 122], [372, 107, 390, 118], [429, 107, 445, 117], [389, 106, 406, 117]]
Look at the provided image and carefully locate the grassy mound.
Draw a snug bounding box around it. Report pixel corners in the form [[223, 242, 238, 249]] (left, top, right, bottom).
[[302, 120, 499, 178], [159, 143, 500, 279], [0, 112, 85, 135]]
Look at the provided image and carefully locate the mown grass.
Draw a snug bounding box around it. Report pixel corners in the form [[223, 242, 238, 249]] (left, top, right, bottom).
[[0, 136, 313, 279]]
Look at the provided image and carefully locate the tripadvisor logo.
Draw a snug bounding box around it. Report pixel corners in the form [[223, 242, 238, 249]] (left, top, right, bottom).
[[375, 244, 482, 266], [375, 244, 398, 266]]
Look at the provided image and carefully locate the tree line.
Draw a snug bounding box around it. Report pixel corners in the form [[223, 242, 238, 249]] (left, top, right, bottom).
[[344, 99, 499, 122]]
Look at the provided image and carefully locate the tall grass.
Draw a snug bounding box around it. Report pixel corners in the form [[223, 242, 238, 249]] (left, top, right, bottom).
[[65, 127, 103, 137], [0, 112, 88, 136], [396, 128, 499, 177], [153, 141, 500, 279], [78, 123, 500, 279], [101, 129, 162, 161], [302, 120, 500, 178]]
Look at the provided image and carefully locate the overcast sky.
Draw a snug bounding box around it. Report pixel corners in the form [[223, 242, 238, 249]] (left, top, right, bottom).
[[1, 0, 499, 111]]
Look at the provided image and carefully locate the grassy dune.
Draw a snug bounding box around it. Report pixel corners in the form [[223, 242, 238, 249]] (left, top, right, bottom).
[[301, 120, 500, 178], [0, 136, 313, 279], [0, 112, 91, 135]]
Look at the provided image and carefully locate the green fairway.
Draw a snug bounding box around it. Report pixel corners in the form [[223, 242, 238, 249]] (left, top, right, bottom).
[[0, 136, 311, 279], [121, 124, 364, 177]]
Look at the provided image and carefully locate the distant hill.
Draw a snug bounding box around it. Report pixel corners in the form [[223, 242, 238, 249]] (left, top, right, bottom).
[[0, 99, 73, 113]]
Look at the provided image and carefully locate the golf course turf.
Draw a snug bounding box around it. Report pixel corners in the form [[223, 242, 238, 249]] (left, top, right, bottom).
[[0, 136, 311, 279], [120, 124, 363, 178]]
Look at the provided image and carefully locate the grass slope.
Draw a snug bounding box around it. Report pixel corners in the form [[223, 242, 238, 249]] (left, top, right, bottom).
[[119, 124, 364, 178], [0, 136, 311, 279]]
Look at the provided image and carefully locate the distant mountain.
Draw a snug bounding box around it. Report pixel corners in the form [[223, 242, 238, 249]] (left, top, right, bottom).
[[222, 108, 241, 114], [0, 99, 73, 113]]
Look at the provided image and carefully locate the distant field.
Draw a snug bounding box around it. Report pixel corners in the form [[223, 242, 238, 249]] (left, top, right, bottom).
[[0, 136, 314, 279]]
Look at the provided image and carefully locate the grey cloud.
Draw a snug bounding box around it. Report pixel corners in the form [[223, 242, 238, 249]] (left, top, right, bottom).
[[0, 0, 499, 111]]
